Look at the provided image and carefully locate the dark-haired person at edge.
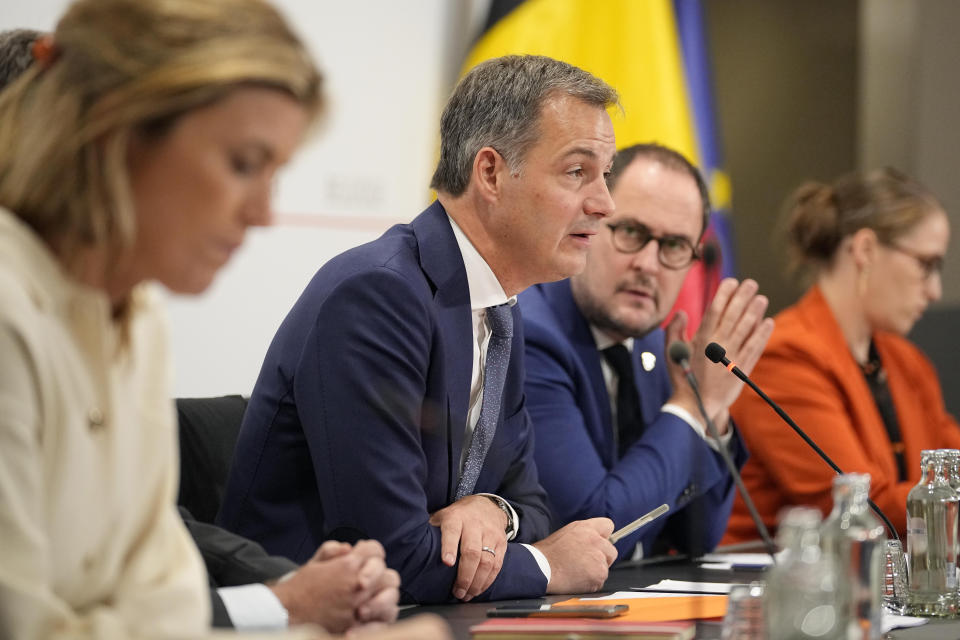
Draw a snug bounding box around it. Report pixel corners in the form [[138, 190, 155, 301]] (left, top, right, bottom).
[[0, 8, 446, 639], [220, 55, 621, 605], [724, 168, 960, 543], [520, 143, 773, 560]]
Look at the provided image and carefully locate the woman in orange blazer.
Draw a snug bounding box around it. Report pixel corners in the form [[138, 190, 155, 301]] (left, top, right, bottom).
[[724, 168, 960, 543]]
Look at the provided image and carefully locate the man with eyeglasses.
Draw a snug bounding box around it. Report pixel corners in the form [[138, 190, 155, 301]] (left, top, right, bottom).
[[518, 143, 774, 559]]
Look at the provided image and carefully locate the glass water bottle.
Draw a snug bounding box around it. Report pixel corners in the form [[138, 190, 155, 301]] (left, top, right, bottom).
[[766, 507, 845, 640], [940, 448, 960, 596], [907, 450, 959, 616], [819, 473, 885, 639]]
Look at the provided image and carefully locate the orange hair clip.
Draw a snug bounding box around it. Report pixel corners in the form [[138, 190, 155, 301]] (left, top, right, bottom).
[[31, 34, 60, 68]]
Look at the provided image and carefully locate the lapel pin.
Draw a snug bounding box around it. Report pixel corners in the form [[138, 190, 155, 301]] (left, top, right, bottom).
[[640, 351, 656, 372]]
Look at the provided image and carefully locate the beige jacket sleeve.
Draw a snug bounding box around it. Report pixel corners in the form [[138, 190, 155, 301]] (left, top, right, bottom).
[[0, 316, 205, 639]]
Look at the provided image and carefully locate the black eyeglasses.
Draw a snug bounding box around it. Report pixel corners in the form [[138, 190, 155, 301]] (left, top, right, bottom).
[[606, 222, 700, 269], [887, 244, 944, 280]]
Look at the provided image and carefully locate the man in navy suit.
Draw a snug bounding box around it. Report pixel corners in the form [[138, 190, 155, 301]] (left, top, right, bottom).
[[520, 144, 774, 560], [220, 55, 620, 605]]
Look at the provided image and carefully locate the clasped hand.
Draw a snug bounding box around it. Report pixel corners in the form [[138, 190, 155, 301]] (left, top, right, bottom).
[[270, 539, 400, 633]]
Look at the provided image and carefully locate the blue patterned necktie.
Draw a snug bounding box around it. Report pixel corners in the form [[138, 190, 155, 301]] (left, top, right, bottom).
[[456, 303, 513, 499]]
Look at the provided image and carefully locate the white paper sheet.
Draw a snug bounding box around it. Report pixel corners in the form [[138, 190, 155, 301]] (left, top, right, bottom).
[[633, 579, 746, 594], [881, 612, 928, 633], [697, 552, 780, 570]]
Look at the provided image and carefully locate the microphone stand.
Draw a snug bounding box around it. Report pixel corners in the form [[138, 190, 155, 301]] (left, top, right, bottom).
[[705, 342, 901, 543], [669, 342, 779, 561]]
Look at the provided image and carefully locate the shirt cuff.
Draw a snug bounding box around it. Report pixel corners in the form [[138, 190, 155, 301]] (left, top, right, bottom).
[[476, 492, 519, 541], [218, 583, 289, 631], [661, 403, 734, 452], [522, 543, 552, 583]]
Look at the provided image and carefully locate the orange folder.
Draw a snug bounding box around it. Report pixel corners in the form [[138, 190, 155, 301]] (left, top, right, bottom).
[[555, 595, 728, 622]]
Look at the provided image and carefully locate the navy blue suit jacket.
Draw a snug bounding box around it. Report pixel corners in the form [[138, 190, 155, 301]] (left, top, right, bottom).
[[219, 202, 551, 604], [519, 280, 746, 559]]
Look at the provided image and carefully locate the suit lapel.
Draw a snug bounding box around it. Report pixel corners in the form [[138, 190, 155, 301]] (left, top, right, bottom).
[[800, 286, 895, 476], [410, 202, 473, 497], [542, 281, 616, 466], [632, 331, 667, 428]]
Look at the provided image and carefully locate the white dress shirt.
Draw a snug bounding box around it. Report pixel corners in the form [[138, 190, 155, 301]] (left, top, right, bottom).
[[219, 583, 288, 630]]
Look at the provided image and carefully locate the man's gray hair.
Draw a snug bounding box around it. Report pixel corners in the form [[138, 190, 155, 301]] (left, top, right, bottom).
[[430, 55, 619, 196], [0, 29, 41, 92]]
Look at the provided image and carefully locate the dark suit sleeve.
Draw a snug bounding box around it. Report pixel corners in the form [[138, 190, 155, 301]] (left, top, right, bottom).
[[180, 507, 297, 628], [489, 409, 553, 544], [523, 329, 740, 558], [652, 427, 747, 556], [294, 269, 547, 604], [209, 594, 231, 630]]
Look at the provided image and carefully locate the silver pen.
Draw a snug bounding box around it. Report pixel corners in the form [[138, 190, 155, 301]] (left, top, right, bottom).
[[609, 503, 670, 544]]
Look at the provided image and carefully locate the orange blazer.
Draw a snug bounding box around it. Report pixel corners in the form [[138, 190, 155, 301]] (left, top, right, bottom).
[[723, 286, 960, 543]]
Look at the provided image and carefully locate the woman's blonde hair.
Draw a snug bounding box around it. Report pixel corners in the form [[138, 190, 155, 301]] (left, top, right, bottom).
[[784, 167, 942, 275], [0, 0, 323, 264]]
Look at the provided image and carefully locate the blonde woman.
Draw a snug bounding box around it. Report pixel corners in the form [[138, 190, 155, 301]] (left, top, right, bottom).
[[725, 168, 959, 543], [0, 1, 446, 638]]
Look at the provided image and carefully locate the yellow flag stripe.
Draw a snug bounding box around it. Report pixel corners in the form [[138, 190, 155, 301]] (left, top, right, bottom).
[[463, 0, 699, 165]]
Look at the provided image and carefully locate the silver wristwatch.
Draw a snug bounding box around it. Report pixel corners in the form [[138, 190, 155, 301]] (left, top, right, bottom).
[[485, 494, 514, 535]]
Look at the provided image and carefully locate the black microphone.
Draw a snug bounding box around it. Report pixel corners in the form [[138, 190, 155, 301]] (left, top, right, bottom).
[[668, 341, 700, 392], [701, 241, 720, 269], [667, 341, 778, 559], [699, 242, 721, 312], [705, 342, 900, 542]]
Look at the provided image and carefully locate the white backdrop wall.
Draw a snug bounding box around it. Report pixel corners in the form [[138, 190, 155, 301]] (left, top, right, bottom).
[[3, 1, 469, 396]]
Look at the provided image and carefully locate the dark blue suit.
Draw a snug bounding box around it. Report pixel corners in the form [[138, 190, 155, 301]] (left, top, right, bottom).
[[519, 280, 746, 559], [219, 202, 551, 604]]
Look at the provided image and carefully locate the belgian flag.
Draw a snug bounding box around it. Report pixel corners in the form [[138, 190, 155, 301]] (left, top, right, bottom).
[[463, 0, 736, 331]]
